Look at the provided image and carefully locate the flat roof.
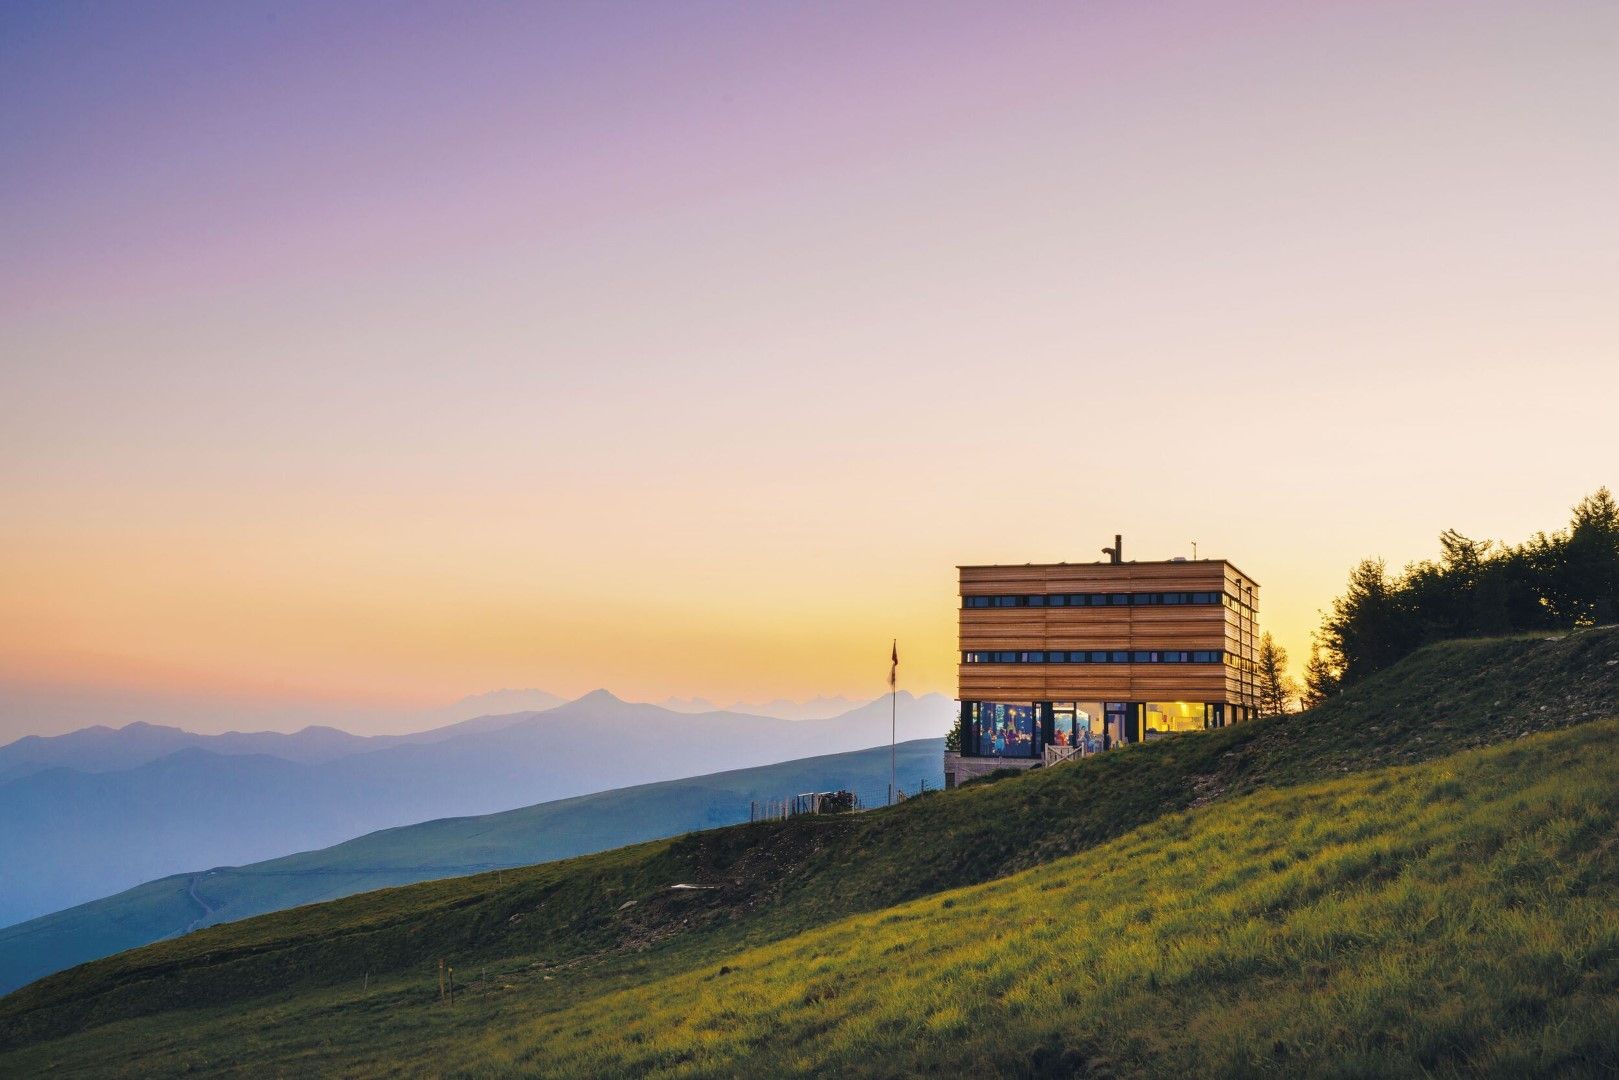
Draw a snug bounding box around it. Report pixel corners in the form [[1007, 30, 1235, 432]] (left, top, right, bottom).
[[956, 557, 1260, 586]]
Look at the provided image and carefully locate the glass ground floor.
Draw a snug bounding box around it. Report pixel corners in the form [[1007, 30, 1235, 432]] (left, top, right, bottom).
[[960, 699, 1251, 759]]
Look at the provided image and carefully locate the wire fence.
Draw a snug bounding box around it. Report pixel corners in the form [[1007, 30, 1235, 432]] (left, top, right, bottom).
[[748, 778, 935, 822]]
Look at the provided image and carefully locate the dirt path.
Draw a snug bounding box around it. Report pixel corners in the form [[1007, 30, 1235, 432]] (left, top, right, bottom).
[[183, 872, 217, 933]]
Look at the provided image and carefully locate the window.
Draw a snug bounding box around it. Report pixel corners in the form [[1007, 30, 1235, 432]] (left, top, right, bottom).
[[975, 702, 1036, 757], [964, 589, 1237, 609], [1144, 702, 1207, 738], [962, 649, 1225, 665], [1053, 703, 1107, 750], [1051, 705, 1076, 747]]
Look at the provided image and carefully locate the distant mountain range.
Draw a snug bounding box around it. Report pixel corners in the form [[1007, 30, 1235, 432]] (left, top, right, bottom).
[[0, 707, 554, 782], [0, 738, 944, 995], [658, 695, 865, 721], [0, 690, 953, 928], [0, 686, 572, 758]]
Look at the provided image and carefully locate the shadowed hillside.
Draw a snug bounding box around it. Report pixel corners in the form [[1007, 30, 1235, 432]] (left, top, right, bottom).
[[1, 628, 1616, 1075]]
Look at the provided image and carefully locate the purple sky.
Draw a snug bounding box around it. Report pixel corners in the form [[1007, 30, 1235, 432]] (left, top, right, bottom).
[[3, 1, 1617, 737]]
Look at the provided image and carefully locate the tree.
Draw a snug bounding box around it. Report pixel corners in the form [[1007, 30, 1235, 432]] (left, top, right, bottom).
[[1301, 634, 1341, 710], [1320, 558, 1413, 686], [1255, 632, 1294, 716], [1306, 487, 1619, 693], [1565, 487, 1619, 626]]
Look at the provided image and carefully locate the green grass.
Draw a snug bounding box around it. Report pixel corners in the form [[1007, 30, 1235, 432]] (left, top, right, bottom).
[[2, 628, 1617, 1076], [450, 718, 1619, 1078]]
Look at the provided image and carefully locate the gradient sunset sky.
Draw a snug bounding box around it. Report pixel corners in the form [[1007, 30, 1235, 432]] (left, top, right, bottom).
[[3, 1, 1616, 738]]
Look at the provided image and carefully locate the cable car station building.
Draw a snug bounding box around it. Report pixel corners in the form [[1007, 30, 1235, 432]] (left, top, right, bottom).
[[944, 537, 1260, 788]]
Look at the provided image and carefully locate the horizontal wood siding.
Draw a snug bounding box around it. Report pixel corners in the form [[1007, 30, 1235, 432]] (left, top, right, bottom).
[[960, 608, 1227, 650], [958, 559, 1260, 706], [959, 562, 1229, 595], [958, 665, 1230, 700]]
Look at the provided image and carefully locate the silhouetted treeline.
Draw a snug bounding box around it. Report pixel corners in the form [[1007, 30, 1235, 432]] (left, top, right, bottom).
[[1305, 488, 1619, 704]]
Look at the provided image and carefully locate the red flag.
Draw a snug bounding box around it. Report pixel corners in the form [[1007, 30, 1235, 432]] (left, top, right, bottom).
[[890, 639, 898, 688]]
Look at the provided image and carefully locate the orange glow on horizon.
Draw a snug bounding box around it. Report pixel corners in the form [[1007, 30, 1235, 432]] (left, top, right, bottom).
[[4, 2, 1617, 737]]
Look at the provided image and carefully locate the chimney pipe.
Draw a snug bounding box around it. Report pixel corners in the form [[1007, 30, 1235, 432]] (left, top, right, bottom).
[[1101, 534, 1123, 564]]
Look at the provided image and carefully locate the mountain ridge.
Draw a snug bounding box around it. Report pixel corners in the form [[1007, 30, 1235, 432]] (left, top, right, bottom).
[[0, 691, 954, 927]]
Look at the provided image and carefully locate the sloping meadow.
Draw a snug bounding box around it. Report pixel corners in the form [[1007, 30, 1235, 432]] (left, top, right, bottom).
[[457, 718, 1619, 1078], [2, 628, 1617, 1076]]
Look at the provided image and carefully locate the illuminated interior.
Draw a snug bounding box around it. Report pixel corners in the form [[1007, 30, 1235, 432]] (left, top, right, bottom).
[[1143, 701, 1207, 736], [974, 702, 1036, 757]]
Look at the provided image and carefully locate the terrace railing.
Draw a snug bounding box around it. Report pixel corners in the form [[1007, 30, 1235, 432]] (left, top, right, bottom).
[[1044, 745, 1080, 767]]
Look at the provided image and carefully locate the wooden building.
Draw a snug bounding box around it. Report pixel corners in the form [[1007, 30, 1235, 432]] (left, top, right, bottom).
[[945, 539, 1260, 787]]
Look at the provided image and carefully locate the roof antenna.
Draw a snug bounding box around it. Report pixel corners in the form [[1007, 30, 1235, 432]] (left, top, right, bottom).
[[1192, 540, 1198, 560], [1101, 534, 1122, 565]]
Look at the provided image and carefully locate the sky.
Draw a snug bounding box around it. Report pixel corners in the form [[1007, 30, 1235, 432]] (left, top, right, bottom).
[[2, 0, 1616, 739]]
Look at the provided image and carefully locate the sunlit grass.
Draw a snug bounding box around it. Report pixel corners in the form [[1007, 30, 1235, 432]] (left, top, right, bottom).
[[441, 719, 1619, 1078]]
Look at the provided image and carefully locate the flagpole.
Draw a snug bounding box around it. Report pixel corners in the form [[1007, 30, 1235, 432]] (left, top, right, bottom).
[[890, 680, 896, 806], [890, 639, 897, 806]]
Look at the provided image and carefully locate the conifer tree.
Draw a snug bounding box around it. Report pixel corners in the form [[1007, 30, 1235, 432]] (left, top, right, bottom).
[[1301, 635, 1341, 709], [1255, 632, 1294, 716]]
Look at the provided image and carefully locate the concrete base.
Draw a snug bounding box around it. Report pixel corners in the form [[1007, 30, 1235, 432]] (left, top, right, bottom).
[[942, 751, 1041, 789]]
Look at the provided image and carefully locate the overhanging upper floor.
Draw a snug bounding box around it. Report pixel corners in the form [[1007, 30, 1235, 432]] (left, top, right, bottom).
[[957, 556, 1260, 708]]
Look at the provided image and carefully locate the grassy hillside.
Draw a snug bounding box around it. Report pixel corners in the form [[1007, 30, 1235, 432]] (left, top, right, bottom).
[[0, 739, 945, 995], [2, 628, 1616, 1076], [424, 716, 1619, 1077]]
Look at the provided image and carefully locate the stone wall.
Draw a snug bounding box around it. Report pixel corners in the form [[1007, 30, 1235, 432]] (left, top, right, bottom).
[[942, 751, 1040, 789]]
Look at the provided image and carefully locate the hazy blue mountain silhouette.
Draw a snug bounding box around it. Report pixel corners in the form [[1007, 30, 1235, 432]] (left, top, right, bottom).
[[658, 695, 864, 720], [0, 691, 953, 928], [0, 690, 567, 782]]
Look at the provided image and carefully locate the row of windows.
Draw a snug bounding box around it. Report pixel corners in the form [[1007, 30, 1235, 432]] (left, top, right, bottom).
[[962, 649, 1226, 665], [961, 700, 1244, 759], [962, 591, 1248, 610]]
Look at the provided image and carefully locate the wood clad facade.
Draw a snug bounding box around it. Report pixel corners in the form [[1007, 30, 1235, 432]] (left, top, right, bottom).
[[955, 558, 1261, 760]]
